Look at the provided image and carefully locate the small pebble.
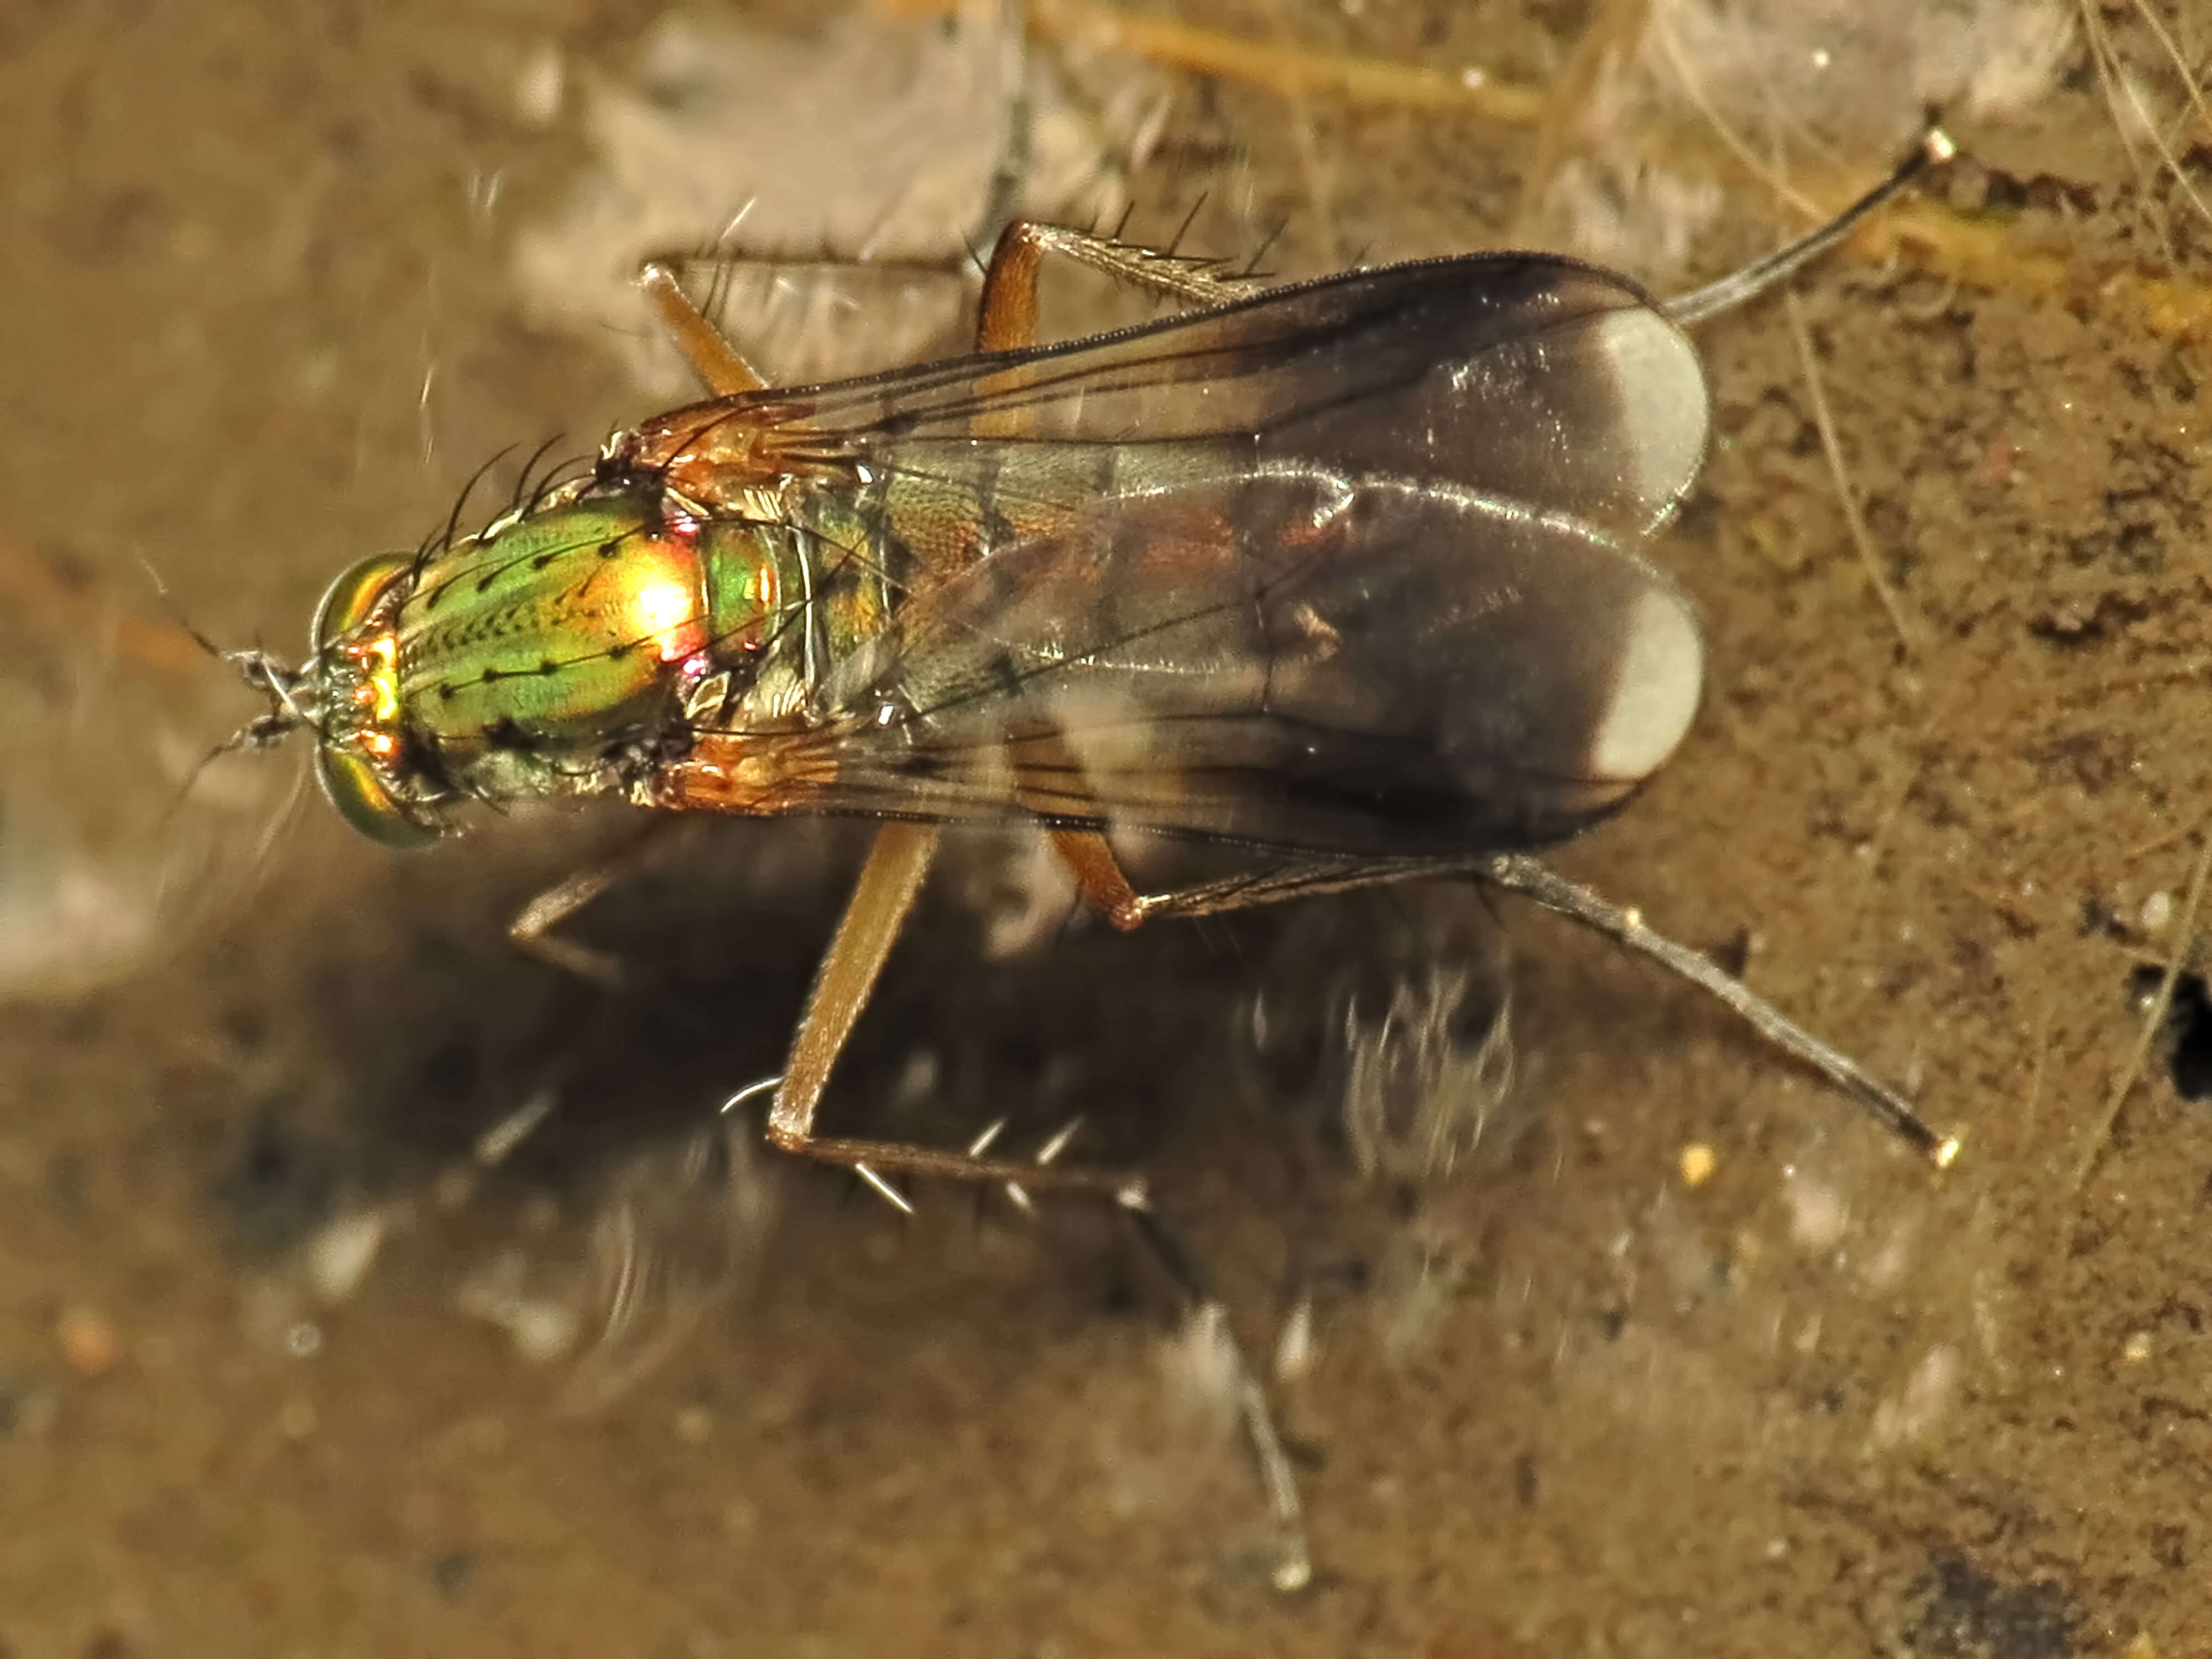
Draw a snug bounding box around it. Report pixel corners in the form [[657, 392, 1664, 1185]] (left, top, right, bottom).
[[430, 1548, 476, 1597], [1678, 1144, 1717, 1188], [674, 1406, 714, 1445], [505, 1300, 579, 1365], [512, 40, 565, 128], [431, 1168, 477, 1214], [1272, 1297, 1315, 1384], [305, 1209, 388, 1307], [58, 1305, 119, 1379]]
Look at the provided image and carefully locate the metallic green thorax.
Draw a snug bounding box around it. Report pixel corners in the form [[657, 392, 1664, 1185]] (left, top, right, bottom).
[[301, 479, 890, 840]]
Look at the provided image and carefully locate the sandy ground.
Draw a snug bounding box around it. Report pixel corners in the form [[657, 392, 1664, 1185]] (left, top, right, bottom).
[[1, 2, 2208, 1655]]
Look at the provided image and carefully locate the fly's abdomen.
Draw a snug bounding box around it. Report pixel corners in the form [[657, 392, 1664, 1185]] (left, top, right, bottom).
[[394, 493, 714, 764]]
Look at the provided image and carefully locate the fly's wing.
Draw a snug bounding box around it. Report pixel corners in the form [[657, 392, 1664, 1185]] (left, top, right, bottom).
[[651, 251, 1710, 542], [656, 254, 1711, 853], [735, 470, 1703, 857]]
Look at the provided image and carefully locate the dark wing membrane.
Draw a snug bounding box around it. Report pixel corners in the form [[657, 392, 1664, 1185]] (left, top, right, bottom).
[[674, 253, 1710, 541], [737, 472, 1704, 857]]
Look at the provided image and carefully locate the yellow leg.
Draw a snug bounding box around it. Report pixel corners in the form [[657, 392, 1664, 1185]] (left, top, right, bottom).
[[508, 818, 681, 987], [974, 218, 1265, 354], [1048, 828, 1147, 931], [757, 821, 1138, 1196], [639, 262, 767, 397], [677, 210, 1316, 1589]]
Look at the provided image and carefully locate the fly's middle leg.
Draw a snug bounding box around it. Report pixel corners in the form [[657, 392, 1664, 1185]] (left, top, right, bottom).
[[1121, 1198, 1313, 1593], [758, 817, 1313, 1589], [760, 821, 1136, 1198], [970, 215, 1282, 928], [725, 223, 1326, 1583], [1048, 828, 1149, 930], [763, 806, 1313, 1585]]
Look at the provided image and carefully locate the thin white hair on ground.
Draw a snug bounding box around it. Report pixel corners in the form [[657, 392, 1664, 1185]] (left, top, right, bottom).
[[2077, 0, 2212, 248], [1342, 962, 1517, 1190]]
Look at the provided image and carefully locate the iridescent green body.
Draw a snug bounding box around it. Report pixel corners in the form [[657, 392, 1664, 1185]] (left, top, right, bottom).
[[260, 135, 1957, 869], [301, 478, 900, 842], [296, 246, 1726, 857]]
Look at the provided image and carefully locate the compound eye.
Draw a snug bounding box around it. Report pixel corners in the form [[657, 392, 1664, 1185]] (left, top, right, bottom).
[[312, 552, 414, 648], [314, 743, 440, 848]]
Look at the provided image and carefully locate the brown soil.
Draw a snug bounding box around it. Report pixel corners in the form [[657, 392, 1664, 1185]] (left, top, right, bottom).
[[0, 4, 2203, 1656]]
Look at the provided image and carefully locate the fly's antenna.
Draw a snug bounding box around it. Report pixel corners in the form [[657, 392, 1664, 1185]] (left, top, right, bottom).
[[129, 557, 314, 839], [137, 555, 312, 750], [1664, 124, 1956, 326], [217, 646, 314, 752], [155, 644, 315, 848], [138, 553, 247, 666]]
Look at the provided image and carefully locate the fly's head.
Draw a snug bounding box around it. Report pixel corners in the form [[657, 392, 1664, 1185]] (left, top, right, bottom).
[[226, 551, 450, 848]]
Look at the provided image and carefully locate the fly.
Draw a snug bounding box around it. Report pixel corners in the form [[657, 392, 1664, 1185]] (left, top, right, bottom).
[[226, 127, 1959, 1589]]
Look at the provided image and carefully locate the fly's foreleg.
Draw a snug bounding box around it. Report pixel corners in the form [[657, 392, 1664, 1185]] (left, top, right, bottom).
[[975, 220, 1272, 352], [508, 817, 682, 987], [638, 262, 767, 397]]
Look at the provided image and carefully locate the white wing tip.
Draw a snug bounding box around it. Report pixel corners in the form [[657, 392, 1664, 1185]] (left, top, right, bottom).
[[1589, 587, 1704, 781], [1593, 309, 1709, 515]]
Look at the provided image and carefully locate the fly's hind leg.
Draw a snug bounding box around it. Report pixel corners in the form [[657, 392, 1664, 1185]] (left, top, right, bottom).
[[1086, 847, 1957, 1166], [1047, 828, 1149, 929]]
